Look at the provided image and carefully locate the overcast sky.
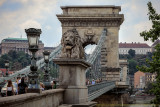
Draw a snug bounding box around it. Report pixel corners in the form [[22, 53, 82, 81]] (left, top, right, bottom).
[[0, 0, 160, 48]]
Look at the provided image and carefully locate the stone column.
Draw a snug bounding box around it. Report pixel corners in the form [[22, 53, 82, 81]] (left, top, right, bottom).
[[53, 59, 90, 104]]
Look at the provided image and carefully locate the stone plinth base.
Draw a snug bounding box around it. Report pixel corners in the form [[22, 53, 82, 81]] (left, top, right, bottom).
[[64, 86, 88, 104], [53, 59, 90, 104], [0, 89, 64, 107]]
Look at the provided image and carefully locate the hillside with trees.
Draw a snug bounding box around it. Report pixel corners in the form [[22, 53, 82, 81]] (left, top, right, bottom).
[[0, 50, 31, 71], [119, 50, 152, 75]]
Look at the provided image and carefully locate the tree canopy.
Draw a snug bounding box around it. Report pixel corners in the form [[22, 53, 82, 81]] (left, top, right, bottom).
[[140, 2, 160, 42], [128, 49, 136, 58], [128, 59, 137, 75], [138, 1, 160, 105]]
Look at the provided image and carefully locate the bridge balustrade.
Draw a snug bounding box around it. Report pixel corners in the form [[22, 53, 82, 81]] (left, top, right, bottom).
[[0, 45, 62, 83], [88, 81, 115, 101]]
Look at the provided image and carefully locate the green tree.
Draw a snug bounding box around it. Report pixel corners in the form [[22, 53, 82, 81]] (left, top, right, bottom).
[[138, 2, 160, 106], [140, 2, 160, 42], [37, 69, 44, 82], [145, 82, 154, 95], [8, 50, 18, 59], [129, 59, 137, 75], [0, 50, 30, 70], [128, 49, 136, 58], [50, 63, 58, 79], [146, 52, 153, 60]]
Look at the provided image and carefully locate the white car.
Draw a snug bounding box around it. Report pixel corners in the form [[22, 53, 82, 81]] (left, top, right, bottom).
[[1, 82, 17, 97]]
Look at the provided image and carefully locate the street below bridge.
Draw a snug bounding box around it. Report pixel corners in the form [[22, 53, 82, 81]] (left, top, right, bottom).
[[93, 89, 156, 107], [128, 95, 155, 107]]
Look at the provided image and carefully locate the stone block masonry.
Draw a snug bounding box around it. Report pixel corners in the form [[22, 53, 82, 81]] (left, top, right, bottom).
[[0, 89, 64, 107], [57, 5, 124, 81]]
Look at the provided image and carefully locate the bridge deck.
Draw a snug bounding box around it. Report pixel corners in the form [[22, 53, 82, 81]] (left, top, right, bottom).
[[88, 81, 115, 101]]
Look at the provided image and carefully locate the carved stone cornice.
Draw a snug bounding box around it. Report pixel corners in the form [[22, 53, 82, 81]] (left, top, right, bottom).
[[57, 14, 123, 17], [61, 5, 121, 10], [57, 14, 124, 27], [120, 62, 129, 65]]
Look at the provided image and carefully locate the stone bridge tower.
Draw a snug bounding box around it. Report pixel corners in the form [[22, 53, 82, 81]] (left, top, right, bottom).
[[57, 5, 124, 81]]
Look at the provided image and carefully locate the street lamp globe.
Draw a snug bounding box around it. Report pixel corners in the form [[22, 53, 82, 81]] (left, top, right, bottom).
[[43, 51, 50, 63], [5, 60, 9, 77], [25, 28, 41, 52], [5, 60, 9, 68]]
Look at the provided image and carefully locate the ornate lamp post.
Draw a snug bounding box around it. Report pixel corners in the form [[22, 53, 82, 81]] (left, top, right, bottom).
[[25, 28, 42, 93], [5, 60, 9, 77], [89, 67, 92, 82], [43, 51, 50, 82], [43, 51, 52, 89]]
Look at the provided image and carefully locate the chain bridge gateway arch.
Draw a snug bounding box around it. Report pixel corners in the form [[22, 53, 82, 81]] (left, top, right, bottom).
[[57, 5, 124, 81], [0, 5, 127, 107]]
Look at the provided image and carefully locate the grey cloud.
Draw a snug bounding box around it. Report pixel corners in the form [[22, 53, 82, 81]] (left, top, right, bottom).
[[0, 0, 57, 43]]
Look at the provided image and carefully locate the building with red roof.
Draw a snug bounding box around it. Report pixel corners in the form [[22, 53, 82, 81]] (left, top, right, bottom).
[[0, 68, 13, 77], [0, 37, 44, 57], [119, 42, 151, 55]]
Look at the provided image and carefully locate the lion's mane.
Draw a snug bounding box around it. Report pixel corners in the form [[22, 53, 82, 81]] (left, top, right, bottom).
[[60, 28, 84, 59]]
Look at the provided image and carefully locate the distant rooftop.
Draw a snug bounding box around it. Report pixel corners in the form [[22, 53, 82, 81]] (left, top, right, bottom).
[[2, 37, 43, 43], [119, 42, 151, 48], [4, 38, 27, 41], [151, 39, 160, 47], [0, 68, 13, 74]]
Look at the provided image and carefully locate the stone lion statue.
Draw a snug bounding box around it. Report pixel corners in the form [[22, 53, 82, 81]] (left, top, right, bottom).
[[60, 28, 84, 59]]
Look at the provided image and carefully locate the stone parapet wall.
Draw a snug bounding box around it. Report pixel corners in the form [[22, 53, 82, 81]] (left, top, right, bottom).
[[0, 89, 64, 107]]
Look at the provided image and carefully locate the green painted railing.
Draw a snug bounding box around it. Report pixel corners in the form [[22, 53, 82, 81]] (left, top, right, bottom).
[[88, 81, 116, 101]]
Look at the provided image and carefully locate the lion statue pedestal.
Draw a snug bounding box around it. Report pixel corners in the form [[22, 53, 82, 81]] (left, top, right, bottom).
[[53, 29, 96, 106], [53, 59, 90, 104]]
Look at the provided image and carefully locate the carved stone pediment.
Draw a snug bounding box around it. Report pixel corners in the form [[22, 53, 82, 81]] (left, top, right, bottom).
[[82, 28, 96, 47], [85, 27, 95, 36]]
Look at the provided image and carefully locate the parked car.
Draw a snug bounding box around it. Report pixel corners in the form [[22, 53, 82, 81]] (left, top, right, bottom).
[[1, 82, 17, 97], [130, 94, 135, 97]]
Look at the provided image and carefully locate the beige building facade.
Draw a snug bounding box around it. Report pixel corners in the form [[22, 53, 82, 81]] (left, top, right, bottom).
[[119, 42, 151, 55], [134, 71, 156, 89], [1, 38, 44, 57], [145, 73, 156, 83]]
